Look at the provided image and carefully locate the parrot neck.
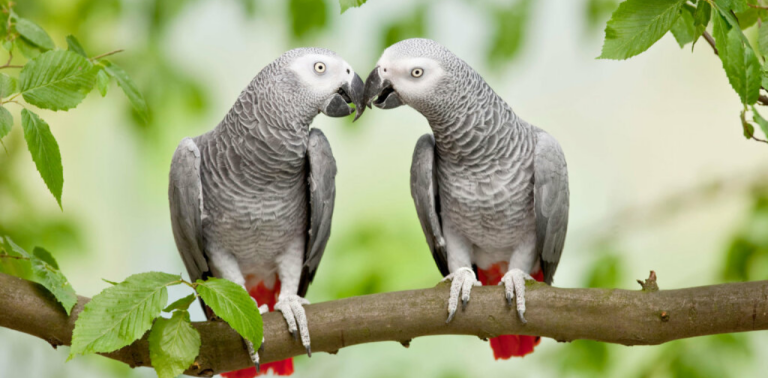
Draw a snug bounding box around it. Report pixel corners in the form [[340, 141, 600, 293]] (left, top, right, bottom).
[[425, 87, 529, 163]]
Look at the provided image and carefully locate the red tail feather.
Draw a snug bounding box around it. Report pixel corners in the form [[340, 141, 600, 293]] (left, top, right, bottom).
[[477, 264, 544, 359], [221, 277, 294, 377]]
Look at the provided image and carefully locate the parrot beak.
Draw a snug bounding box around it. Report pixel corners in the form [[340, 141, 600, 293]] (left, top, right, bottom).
[[363, 66, 403, 110], [320, 72, 366, 121]]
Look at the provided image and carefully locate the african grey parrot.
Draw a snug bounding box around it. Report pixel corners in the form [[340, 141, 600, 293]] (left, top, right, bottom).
[[168, 48, 364, 376], [363, 39, 569, 359]]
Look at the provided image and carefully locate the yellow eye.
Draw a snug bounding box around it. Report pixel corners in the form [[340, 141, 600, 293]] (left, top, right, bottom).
[[411, 68, 424, 78], [314, 62, 326, 73]]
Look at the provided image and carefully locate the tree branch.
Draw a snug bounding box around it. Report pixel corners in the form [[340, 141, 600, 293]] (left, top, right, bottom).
[[1, 272, 768, 377]]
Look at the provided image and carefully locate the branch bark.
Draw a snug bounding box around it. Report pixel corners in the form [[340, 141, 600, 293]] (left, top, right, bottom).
[[1, 273, 768, 377]]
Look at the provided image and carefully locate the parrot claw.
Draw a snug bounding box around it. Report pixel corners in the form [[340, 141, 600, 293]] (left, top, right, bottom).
[[441, 267, 479, 323], [501, 268, 534, 323], [275, 295, 312, 353], [245, 339, 261, 371], [306, 345, 312, 358], [255, 361, 260, 373]]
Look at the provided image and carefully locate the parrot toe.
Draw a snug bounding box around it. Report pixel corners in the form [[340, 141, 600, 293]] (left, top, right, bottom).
[[441, 267, 479, 323], [500, 268, 534, 323], [275, 295, 312, 357]]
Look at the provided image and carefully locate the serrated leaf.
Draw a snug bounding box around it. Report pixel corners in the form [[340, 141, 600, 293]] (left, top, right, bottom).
[[32, 246, 58, 269], [752, 106, 768, 138], [713, 11, 761, 105], [20, 50, 97, 111], [163, 294, 197, 312], [66, 35, 87, 57], [195, 277, 262, 346], [96, 69, 109, 97], [2, 39, 13, 52], [670, 7, 696, 48], [715, 0, 750, 14], [101, 60, 148, 122], [30, 246, 77, 315], [149, 310, 201, 378], [21, 109, 63, 208], [0, 237, 75, 314], [0, 236, 32, 280], [339, 0, 367, 14], [16, 38, 40, 59], [0, 73, 18, 98], [599, 0, 686, 60], [0, 107, 12, 140], [14, 18, 54, 50], [69, 272, 182, 359]]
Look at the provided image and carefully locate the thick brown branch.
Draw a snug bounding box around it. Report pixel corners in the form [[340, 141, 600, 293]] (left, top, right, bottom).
[[1, 273, 768, 376]]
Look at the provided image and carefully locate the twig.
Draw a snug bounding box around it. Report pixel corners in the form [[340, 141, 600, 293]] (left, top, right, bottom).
[[90, 49, 123, 61], [2, 273, 768, 376], [702, 31, 718, 56]]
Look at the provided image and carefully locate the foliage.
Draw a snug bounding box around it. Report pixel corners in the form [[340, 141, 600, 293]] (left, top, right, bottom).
[[599, 0, 768, 143], [0, 233, 260, 378], [0, 235, 76, 315], [0, 3, 147, 207]]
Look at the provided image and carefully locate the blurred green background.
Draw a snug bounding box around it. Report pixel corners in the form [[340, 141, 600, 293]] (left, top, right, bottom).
[[1, 0, 768, 377]]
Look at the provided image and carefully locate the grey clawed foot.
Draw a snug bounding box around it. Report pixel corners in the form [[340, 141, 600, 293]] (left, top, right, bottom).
[[275, 295, 312, 357], [441, 267, 481, 323], [499, 268, 534, 324]]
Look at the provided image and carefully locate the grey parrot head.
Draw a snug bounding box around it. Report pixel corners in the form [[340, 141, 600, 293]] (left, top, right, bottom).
[[261, 47, 366, 122], [363, 39, 470, 118]]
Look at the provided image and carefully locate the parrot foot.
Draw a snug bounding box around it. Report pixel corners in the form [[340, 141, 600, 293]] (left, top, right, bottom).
[[499, 268, 534, 324], [275, 295, 312, 356], [441, 267, 481, 323], [245, 303, 269, 372]]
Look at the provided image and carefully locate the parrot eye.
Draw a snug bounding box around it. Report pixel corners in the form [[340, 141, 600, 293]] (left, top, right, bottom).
[[314, 62, 326, 73], [411, 68, 424, 78]]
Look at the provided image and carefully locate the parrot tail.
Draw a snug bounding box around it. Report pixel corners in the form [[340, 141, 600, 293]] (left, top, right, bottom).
[[476, 264, 544, 359], [221, 278, 295, 378]]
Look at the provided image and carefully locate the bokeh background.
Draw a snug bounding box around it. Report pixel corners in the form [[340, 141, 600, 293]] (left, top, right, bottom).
[[2, 0, 768, 377]]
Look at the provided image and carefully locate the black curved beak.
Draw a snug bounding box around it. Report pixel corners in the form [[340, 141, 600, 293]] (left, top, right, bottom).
[[321, 72, 365, 121], [363, 66, 403, 110]]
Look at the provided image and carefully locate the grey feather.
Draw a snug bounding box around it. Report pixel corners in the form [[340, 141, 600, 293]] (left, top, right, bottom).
[[168, 137, 210, 284], [410, 133, 449, 277], [299, 128, 337, 297], [533, 129, 569, 285]]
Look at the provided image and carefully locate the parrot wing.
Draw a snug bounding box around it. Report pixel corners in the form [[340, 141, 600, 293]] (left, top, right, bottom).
[[533, 129, 569, 285], [298, 128, 337, 297], [410, 133, 449, 277], [169, 137, 210, 286]]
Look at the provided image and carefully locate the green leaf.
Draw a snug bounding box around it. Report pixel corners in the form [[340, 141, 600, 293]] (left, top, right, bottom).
[[0, 72, 18, 98], [0, 237, 76, 315], [762, 60, 768, 89], [163, 294, 197, 312], [14, 18, 54, 50], [752, 106, 768, 138], [96, 69, 109, 97], [741, 109, 755, 138], [102, 278, 119, 285], [16, 38, 40, 59], [715, 0, 750, 14], [0, 236, 33, 280], [713, 11, 761, 105], [2, 39, 13, 52], [29, 246, 77, 315], [149, 310, 201, 378], [488, 0, 532, 63], [21, 109, 63, 208], [339, 0, 367, 14], [692, 0, 711, 48], [66, 35, 87, 57], [32, 246, 59, 269], [670, 7, 696, 48], [69, 272, 181, 359], [0, 106, 12, 140], [101, 60, 148, 123], [20, 50, 97, 111], [598, 0, 686, 60], [195, 277, 262, 346]]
